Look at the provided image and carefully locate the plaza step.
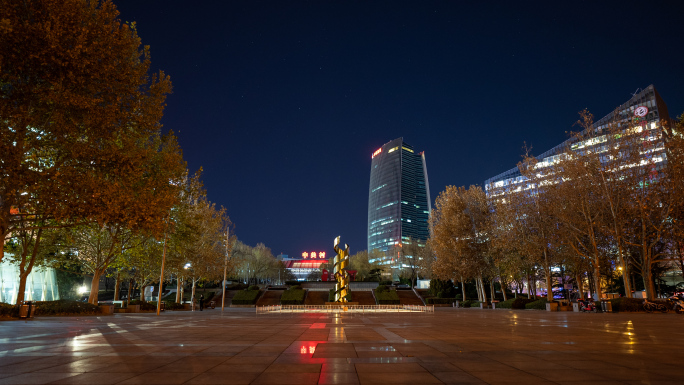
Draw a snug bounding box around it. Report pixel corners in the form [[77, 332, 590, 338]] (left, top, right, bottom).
[[304, 290, 328, 305], [397, 289, 424, 305], [352, 291, 376, 305], [256, 290, 283, 306]]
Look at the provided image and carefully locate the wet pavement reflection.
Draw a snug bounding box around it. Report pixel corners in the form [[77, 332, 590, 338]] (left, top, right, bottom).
[[0, 308, 683, 384]]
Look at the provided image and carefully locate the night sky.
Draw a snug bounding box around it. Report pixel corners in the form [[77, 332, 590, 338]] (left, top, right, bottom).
[[115, 1, 684, 257]]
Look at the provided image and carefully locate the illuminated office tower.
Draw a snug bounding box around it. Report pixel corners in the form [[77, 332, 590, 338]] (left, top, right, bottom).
[[367, 138, 431, 271]]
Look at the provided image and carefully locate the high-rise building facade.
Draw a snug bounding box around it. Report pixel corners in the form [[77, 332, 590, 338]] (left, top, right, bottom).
[[484, 85, 673, 196], [367, 138, 431, 268]]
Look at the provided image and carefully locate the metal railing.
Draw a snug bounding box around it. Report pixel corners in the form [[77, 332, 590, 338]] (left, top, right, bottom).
[[256, 304, 434, 314]]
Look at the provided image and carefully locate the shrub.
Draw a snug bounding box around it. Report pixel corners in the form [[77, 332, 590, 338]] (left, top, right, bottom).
[[232, 289, 260, 305], [248, 285, 260, 291], [285, 281, 300, 286], [129, 300, 157, 310], [164, 301, 185, 310], [459, 300, 474, 308], [378, 280, 393, 286], [495, 298, 516, 309], [289, 285, 302, 290], [374, 287, 400, 304], [426, 298, 456, 305], [0, 303, 20, 318], [525, 298, 548, 310], [429, 279, 456, 298], [455, 294, 463, 301], [281, 288, 306, 305], [33, 300, 101, 316], [512, 297, 537, 309], [328, 289, 335, 302], [470, 301, 482, 307]]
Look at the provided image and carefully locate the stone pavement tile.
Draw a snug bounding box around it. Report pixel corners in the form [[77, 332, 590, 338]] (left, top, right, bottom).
[[451, 360, 514, 371], [466, 369, 551, 384], [0, 356, 43, 366], [318, 372, 360, 385], [46, 372, 137, 384], [528, 369, 610, 382], [0, 372, 78, 385], [357, 371, 442, 385], [321, 363, 356, 372], [354, 363, 426, 373], [432, 371, 487, 384], [356, 351, 402, 358], [561, 360, 623, 370], [89, 362, 166, 373], [504, 360, 568, 371], [226, 355, 277, 365], [148, 362, 220, 373], [116, 372, 198, 384], [35, 361, 111, 373], [586, 368, 668, 382], [264, 363, 321, 373], [251, 372, 320, 384], [184, 372, 259, 385], [206, 363, 270, 373], [271, 354, 327, 364], [418, 361, 462, 372], [0, 362, 65, 374]]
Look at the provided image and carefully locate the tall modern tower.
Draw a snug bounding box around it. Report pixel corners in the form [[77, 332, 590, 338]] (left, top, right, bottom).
[[367, 138, 431, 269]]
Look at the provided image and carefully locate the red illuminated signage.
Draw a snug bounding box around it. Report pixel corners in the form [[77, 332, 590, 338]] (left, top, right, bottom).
[[301, 251, 327, 259], [372, 148, 382, 158]]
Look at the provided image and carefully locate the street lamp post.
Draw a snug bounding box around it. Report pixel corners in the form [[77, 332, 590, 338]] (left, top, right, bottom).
[[221, 230, 231, 312]]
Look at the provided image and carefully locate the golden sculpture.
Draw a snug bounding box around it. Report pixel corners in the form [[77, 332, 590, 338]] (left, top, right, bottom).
[[333, 236, 350, 303]]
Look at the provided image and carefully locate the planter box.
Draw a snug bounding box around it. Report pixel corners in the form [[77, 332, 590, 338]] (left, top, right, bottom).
[[99, 305, 114, 315], [126, 305, 141, 313], [546, 302, 559, 312], [231, 304, 256, 308], [559, 305, 572, 311], [115, 308, 127, 313]]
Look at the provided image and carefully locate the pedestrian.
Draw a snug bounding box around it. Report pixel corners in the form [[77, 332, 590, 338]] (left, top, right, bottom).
[[199, 294, 204, 311]]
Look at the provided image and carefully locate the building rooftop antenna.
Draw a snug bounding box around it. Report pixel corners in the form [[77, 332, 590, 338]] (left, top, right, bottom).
[[631, 88, 642, 98]]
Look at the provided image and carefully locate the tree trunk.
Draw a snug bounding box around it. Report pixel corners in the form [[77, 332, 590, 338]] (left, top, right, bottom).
[[593, 263, 603, 300], [489, 280, 495, 302], [617, 243, 632, 298], [127, 279, 133, 305], [543, 249, 554, 302], [191, 278, 197, 302], [88, 268, 104, 305], [643, 268, 656, 300], [140, 283, 146, 302], [176, 277, 182, 303], [460, 278, 466, 301], [576, 273, 584, 300], [500, 277, 508, 301], [526, 275, 531, 299], [113, 273, 121, 301]]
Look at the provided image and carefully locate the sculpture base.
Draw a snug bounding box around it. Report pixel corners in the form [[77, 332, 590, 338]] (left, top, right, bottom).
[[325, 302, 359, 306]]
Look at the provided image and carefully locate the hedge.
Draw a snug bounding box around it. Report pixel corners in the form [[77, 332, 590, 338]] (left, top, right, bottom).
[[34, 300, 102, 316], [281, 288, 306, 305], [0, 303, 20, 318], [525, 298, 548, 310], [374, 287, 400, 304], [495, 298, 516, 309], [164, 301, 185, 310], [470, 301, 482, 307], [609, 297, 671, 312], [129, 300, 157, 311], [232, 289, 260, 305], [426, 298, 456, 305]]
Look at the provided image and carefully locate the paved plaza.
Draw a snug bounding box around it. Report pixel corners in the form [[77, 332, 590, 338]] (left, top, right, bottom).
[[0, 308, 682, 384]]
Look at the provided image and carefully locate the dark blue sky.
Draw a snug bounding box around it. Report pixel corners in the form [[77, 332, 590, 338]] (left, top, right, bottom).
[[116, 1, 684, 257]]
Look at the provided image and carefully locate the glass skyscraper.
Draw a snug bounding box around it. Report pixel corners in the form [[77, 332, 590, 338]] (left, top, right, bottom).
[[367, 138, 431, 268]]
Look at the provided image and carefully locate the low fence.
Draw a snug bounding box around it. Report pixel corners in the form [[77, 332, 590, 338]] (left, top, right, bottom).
[[256, 304, 434, 314]]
